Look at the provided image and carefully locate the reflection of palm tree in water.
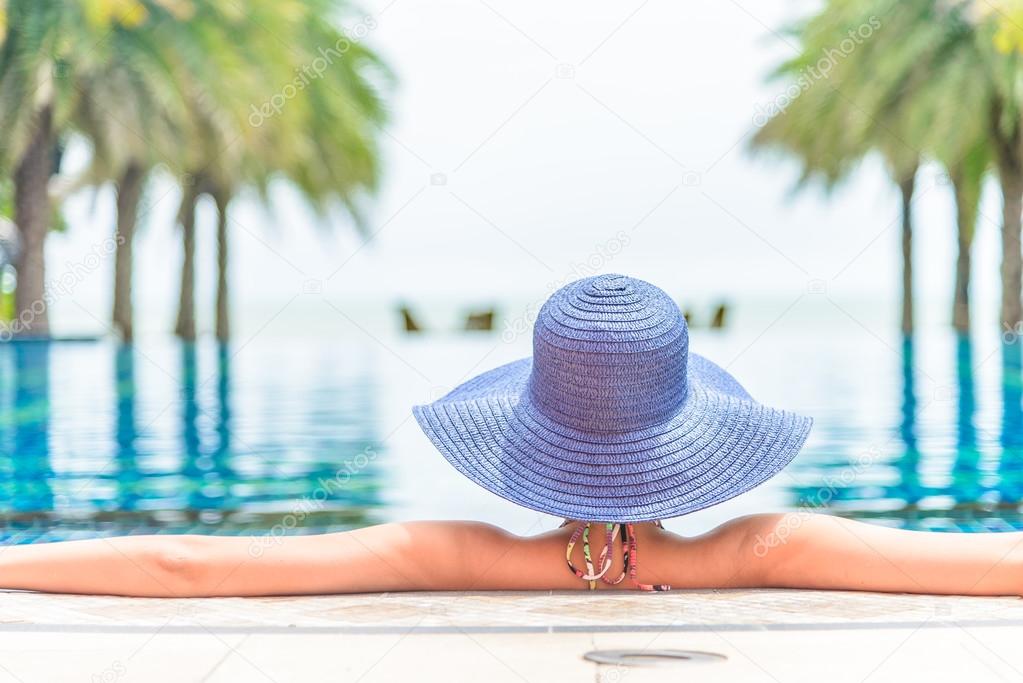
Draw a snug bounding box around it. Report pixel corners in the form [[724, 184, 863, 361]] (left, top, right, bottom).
[[210, 344, 237, 511], [765, 338, 925, 520], [896, 337, 923, 517], [2, 344, 54, 515], [179, 344, 236, 522], [114, 345, 140, 512], [1000, 340, 1023, 506], [949, 335, 982, 506], [179, 345, 205, 514], [892, 336, 993, 525], [903, 337, 1018, 523], [940, 338, 1023, 519]]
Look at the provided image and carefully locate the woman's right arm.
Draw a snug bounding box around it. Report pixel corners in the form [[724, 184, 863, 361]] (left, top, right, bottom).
[[724, 513, 1023, 596]]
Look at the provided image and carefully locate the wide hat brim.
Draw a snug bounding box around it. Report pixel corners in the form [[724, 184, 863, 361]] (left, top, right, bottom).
[[413, 353, 812, 522]]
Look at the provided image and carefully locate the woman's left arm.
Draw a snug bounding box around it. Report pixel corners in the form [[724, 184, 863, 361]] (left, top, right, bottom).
[[0, 521, 530, 597]]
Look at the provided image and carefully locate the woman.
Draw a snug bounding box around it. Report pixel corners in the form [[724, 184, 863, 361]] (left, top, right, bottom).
[[2, 274, 1021, 597]]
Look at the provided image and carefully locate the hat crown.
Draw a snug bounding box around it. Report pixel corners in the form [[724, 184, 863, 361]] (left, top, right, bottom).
[[528, 274, 689, 432]]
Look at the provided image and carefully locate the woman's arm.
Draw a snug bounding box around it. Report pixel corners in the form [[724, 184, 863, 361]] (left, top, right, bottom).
[[0, 521, 545, 597], [735, 513, 1023, 596], [5, 514, 1019, 597]]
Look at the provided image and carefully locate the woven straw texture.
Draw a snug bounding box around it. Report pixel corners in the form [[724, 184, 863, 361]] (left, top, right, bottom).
[[413, 274, 812, 522]]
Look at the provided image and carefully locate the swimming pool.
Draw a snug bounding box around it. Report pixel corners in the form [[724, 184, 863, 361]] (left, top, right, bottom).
[[790, 334, 1023, 533], [0, 340, 386, 542], [2, 318, 1022, 543]]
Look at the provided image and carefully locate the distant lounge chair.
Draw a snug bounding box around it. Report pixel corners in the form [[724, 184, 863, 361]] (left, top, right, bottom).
[[399, 305, 422, 333], [710, 303, 728, 329], [464, 309, 494, 332]]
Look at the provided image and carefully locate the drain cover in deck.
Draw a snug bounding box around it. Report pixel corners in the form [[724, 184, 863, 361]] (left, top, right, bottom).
[[583, 649, 726, 667]]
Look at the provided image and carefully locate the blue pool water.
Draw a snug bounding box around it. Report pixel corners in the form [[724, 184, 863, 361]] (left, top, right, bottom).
[[790, 335, 1023, 533], [0, 340, 386, 542], [3, 324, 1023, 542]]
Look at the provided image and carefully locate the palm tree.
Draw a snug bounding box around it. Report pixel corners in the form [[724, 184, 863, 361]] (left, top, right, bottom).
[[753, 0, 1004, 333], [112, 162, 146, 338], [206, 7, 388, 343], [917, 47, 991, 333], [977, 5, 1023, 330], [853, 1, 991, 333], [70, 3, 193, 340], [903, 3, 1023, 332], [990, 94, 1023, 330], [166, 1, 388, 341], [1, 2, 388, 342], [947, 144, 990, 332], [91, 0, 272, 342], [156, 0, 296, 341], [0, 0, 191, 339], [751, 0, 922, 333], [224, 10, 388, 341], [0, 2, 68, 337], [173, 170, 207, 341]]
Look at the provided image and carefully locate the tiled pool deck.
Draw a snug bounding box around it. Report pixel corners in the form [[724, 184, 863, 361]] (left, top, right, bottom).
[[2, 589, 1022, 681]]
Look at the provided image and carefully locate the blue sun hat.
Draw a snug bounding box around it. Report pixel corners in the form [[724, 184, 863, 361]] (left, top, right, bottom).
[[413, 274, 812, 522]]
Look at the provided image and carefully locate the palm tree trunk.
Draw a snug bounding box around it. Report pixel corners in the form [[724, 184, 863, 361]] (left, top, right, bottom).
[[214, 189, 230, 342], [112, 162, 146, 341], [999, 168, 1023, 331], [898, 169, 917, 336], [949, 164, 980, 334], [174, 179, 201, 341], [952, 212, 973, 334], [991, 97, 1023, 331], [11, 105, 54, 338]]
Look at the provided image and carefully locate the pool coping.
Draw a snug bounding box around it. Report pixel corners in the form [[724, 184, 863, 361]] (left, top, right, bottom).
[[3, 587, 1023, 635], [1, 618, 1022, 635]]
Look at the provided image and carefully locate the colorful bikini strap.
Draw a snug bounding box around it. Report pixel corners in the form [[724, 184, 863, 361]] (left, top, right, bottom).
[[564, 521, 671, 592]]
